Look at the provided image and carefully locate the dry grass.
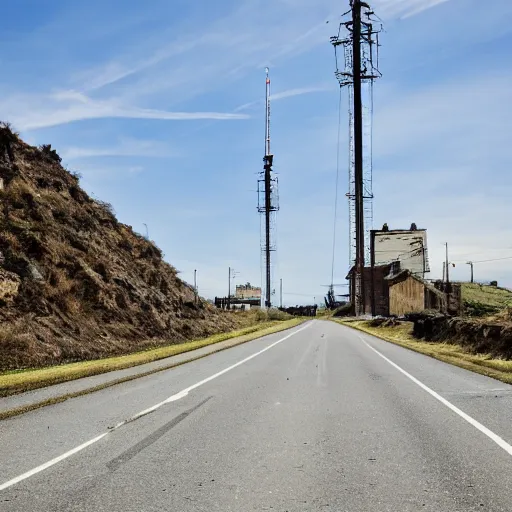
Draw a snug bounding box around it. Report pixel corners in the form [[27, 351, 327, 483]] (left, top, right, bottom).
[[332, 319, 512, 385], [0, 318, 304, 398]]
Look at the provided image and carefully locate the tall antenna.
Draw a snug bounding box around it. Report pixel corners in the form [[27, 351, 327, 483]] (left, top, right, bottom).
[[331, 1, 382, 316], [265, 67, 271, 156], [258, 67, 279, 308]]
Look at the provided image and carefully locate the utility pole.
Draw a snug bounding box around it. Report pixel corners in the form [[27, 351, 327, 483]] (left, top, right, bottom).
[[264, 151, 272, 309], [228, 267, 231, 310], [280, 278, 283, 308], [258, 67, 279, 310], [445, 242, 450, 314], [143, 223, 149, 240], [331, 1, 381, 317], [194, 269, 197, 304], [466, 261, 474, 283], [352, 0, 365, 317]]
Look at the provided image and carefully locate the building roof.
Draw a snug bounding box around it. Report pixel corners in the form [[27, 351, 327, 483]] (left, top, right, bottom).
[[371, 228, 426, 233], [345, 263, 393, 280]]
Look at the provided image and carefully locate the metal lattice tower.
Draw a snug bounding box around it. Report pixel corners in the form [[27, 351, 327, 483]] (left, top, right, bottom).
[[332, 2, 381, 269], [257, 68, 279, 308], [331, 1, 381, 314]]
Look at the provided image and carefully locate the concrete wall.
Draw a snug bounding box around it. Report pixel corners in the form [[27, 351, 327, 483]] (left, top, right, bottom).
[[389, 276, 425, 316]]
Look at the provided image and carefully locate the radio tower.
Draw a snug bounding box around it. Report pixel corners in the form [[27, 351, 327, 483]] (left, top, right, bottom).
[[331, 0, 381, 315], [258, 68, 279, 308]]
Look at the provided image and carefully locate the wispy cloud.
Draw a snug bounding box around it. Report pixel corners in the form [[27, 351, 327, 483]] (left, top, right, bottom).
[[235, 85, 332, 112], [272, 86, 332, 101], [401, 0, 451, 18], [374, 0, 452, 19], [61, 137, 178, 160], [76, 39, 203, 92], [1, 91, 248, 131]]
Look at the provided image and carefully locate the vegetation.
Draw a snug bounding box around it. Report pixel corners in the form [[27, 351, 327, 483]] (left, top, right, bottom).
[[334, 319, 512, 385], [0, 124, 285, 371], [0, 318, 304, 401], [462, 283, 512, 317]]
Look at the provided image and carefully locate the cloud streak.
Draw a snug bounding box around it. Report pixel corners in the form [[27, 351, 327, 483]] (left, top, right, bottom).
[[235, 85, 332, 112], [374, 0, 452, 19], [61, 137, 178, 160], [1, 92, 248, 131]]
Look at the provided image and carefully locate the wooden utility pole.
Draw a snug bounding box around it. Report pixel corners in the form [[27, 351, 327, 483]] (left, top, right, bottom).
[[445, 243, 450, 314], [194, 269, 197, 304], [352, 0, 366, 316], [466, 261, 474, 283], [330, 1, 381, 316], [228, 267, 231, 310]]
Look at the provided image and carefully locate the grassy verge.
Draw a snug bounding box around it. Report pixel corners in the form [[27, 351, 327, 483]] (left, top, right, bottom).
[[331, 319, 512, 385], [0, 318, 304, 400]]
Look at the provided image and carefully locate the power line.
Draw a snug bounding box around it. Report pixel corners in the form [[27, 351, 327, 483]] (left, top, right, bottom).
[[330, 86, 343, 288], [284, 292, 321, 297], [468, 256, 512, 264]]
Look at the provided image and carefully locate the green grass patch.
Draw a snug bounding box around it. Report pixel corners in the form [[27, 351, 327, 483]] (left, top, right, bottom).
[[462, 283, 512, 317], [332, 318, 512, 385], [0, 319, 304, 399]]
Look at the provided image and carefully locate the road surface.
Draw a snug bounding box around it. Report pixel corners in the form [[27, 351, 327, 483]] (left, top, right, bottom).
[[1, 320, 512, 511]]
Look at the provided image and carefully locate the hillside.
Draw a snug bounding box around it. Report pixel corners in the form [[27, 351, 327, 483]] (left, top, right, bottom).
[[0, 124, 243, 371], [462, 283, 512, 317]]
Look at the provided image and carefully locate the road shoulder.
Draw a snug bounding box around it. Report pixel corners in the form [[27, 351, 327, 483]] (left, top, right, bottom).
[[0, 319, 305, 420], [331, 318, 512, 385]]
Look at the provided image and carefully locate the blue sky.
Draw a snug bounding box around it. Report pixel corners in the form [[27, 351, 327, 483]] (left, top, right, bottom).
[[1, 0, 511, 305]]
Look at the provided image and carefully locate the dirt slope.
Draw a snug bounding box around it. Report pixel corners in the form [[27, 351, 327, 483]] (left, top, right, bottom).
[[0, 124, 242, 370]]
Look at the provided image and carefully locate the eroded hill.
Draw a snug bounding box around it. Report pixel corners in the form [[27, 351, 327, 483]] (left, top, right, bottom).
[[0, 124, 242, 370]]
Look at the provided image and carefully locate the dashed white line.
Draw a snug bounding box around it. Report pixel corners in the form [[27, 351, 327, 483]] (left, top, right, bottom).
[[0, 322, 312, 492], [360, 335, 512, 457]]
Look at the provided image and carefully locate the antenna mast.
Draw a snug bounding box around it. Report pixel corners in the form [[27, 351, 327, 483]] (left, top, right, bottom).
[[258, 68, 279, 308], [331, 1, 382, 316]]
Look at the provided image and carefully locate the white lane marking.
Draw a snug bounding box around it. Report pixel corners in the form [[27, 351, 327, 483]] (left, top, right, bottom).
[[0, 322, 312, 492], [360, 335, 512, 457], [0, 433, 108, 492]]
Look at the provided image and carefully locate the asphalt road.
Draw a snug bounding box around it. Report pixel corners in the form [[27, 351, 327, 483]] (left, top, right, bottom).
[[1, 320, 512, 511]]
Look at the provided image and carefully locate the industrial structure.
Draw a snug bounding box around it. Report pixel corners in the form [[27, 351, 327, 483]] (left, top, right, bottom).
[[331, 1, 381, 315], [345, 223, 461, 316], [235, 283, 262, 300], [257, 67, 279, 308]]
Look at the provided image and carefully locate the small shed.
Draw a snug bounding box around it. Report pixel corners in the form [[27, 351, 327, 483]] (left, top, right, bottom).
[[386, 270, 446, 316]]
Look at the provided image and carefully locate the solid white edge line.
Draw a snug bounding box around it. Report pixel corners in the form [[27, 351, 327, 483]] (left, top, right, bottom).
[[359, 335, 512, 457], [0, 433, 109, 492], [0, 321, 312, 492]]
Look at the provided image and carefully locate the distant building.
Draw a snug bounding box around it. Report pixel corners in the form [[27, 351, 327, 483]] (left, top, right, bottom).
[[346, 264, 449, 317], [235, 283, 261, 300], [346, 224, 443, 316]]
